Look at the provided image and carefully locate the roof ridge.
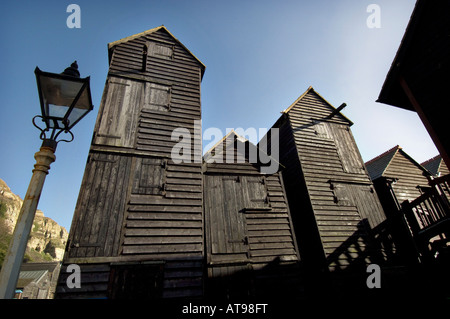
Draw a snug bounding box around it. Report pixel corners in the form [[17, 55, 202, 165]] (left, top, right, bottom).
[[397, 148, 433, 176], [107, 25, 206, 73], [281, 86, 353, 125], [281, 86, 313, 113], [365, 145, 400, 166], [203, 130, 284, 170], [420, 154, 441, 166], [108, 25, 164, 49], [203, 130, 241, 156]]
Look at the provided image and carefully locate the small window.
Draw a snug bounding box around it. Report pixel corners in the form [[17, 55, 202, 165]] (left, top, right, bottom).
[[314, 122, 331, 140], [244, 176, 270, 208], [331, 183, 353, 206], [131, 158, 166, 195], [144, 83, 172, 112], [147, 41, 174, 60]]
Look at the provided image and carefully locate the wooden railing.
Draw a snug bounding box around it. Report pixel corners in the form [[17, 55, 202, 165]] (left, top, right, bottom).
[[401, 174, 450, 241], [430, 173, 450, 202]]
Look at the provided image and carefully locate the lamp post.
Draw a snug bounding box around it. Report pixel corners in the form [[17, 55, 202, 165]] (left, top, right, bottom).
[[0, 61, 93, 299]]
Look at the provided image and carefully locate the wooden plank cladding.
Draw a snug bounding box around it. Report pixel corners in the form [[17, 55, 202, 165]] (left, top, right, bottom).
[[381, 148, 431, 204], [93, 25, 203, 161], [203, 132, 301, 298], [366, 146, 432, 211], [93, 75, 201, 159], [365, 146, 436, 264], [57, 26, 402, 300], [123, 160, 203, 259], [57, 26, 205, 299], [67, 152, 131, 259], [108, 27, 203, 87], [268, 86, 387, 272]]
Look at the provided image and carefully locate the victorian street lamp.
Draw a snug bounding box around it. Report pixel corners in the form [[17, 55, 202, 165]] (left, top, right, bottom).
[[0, 61, 93, 299]]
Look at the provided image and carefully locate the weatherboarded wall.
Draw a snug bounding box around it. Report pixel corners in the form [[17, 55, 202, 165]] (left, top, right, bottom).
[[365, 147, 434, 265], [56, 27, 205, 299], [382, 150, 431, 205], [366, 146, 432, 214], [203, 134, 302, 298], [270, 87, 387, 272]]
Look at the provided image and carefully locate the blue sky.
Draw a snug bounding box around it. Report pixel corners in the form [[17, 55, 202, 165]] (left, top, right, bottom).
[[0, 0, 437, 231]]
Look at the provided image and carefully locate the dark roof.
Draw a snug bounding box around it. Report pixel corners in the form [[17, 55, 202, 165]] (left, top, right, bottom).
[[17, 270, 48, 289], [421, 155, 442, 175], [16, 262, 60, 289], [421, 154, 450, 177], [20, 262, 59, 272], [365, 145, 400, 180], [376, 0, 422, 110], [365, 145, 432, 180]]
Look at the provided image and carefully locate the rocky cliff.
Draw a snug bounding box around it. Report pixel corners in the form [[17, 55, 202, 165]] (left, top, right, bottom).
[[0, 178, 68, 264]]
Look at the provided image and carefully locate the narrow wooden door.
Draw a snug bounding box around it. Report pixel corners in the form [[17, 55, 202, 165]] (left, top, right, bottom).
[[206, 175, 249, 261], [219, 176, 248, 255], [94, 77, 143, 148]]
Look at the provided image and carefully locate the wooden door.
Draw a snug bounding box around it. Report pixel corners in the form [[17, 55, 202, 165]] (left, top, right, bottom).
[[205, 175, 271, 262], [205, 175, 249, 262], [219, 176, 248, 255], [94, 77, 143, 148], [94, 77, 172, 148]]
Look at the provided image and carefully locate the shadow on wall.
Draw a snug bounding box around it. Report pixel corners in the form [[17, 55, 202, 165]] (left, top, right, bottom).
[[206, 258, 305, 301], [206, 219, 450, 302], [55, 220, 450, 301]]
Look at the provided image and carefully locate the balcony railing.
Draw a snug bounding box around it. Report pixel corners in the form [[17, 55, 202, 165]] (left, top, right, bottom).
[[401, 174, 450, 244]]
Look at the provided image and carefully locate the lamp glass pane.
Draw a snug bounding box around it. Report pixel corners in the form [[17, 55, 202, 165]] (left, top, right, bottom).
[[66, 85, 91, 128], [39, 74, 83, 119]]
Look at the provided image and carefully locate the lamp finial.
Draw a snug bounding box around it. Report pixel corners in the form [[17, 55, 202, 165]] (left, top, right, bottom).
[[62, 61, 80, 78]]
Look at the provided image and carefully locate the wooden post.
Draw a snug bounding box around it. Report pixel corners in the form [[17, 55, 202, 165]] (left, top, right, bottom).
[[401, 199, 420, 237], [0, 146, 56, 299], [400, 199, 424, 263]]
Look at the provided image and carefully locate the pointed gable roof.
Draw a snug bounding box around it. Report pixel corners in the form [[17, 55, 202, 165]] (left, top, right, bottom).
[[365, 145, 432, 180], [282, 86, 353, 126], [203, 130, 247, 163], [365, 145, 401, 180], [421, 155, 442, 176], [108, 25, 206, 77], [203, 130, 283, 171], [421, 154, 449, 177]]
